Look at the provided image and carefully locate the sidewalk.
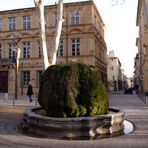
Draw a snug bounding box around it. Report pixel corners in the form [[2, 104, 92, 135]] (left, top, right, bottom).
[[109, 90, 124, 94], [0, 93, 39, 107]]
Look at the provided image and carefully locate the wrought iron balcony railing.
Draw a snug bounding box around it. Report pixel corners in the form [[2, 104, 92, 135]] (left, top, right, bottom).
[[0, 58, 16, 64]]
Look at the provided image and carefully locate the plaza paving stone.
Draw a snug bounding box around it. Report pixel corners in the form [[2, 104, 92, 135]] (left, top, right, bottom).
[[0, 93, 148, 148]]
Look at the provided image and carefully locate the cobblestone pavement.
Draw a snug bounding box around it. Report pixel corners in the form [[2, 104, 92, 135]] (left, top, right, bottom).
[[0, 93, 148, 148]]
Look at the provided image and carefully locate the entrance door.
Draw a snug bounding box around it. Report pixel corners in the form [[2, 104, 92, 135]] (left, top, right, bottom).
[[0, 71, 8, 93]]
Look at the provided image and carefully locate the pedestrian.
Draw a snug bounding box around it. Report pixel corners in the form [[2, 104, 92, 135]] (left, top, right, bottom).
[[123, 81, 127, 93], [27, 82, 33, 102], [134, 83, 139, 94]]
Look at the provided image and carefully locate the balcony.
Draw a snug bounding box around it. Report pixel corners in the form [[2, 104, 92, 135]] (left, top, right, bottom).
[[0, 58, 15, 65]]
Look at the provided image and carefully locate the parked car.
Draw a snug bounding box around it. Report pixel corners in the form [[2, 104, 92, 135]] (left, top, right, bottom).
[[124, 87, 134, 94]]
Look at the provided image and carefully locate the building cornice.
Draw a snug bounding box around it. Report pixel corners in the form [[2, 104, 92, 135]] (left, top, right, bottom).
[[0, 0, 105, 29], [0, 0, 94, 14]]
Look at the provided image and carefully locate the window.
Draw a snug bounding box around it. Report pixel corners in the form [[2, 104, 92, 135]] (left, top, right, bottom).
[[54, 12, 58, 26], [8, 17, 16, 31], [95, 41, 99, 57], [44, 13, 47, 21], [112, 76, 115, 81], [0, 18, 2, 31], [71, 38, 80, 56], [37, 71, 43, 86], [38, 41, 41, 58], [22, 71, 30, 86], [23, 15, 31, 29], [70, 10, 80, 25], [9, 42, 16, 59], [110, 66, 114, 71], [57, 40, 63, 57], [44, 14, 47, 26], [0, 44, 1, 59], [23, 42, 30, 58]]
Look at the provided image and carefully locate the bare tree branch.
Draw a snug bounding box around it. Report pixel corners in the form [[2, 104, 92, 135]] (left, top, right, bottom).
[[51, 0, 64, 65], [34, 0, 50, 70]]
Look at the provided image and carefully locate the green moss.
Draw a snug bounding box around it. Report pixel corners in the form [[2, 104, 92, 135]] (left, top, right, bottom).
[[38, 63, 109, 117]]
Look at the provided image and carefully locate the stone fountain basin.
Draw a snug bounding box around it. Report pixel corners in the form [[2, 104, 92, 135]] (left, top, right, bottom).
[[23, 107, 125, 139]]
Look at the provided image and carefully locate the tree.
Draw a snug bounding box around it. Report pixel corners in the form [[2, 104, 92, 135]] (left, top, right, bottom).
[[34, 0, 50, 70], [34, 0, 64, 69], [51, 0, 64, 65]]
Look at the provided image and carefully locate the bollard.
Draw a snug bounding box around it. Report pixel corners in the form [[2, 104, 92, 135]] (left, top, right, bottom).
[[5, 93, 8, 103], [13, 93, 15, 106], [35, 92, 38, 107]]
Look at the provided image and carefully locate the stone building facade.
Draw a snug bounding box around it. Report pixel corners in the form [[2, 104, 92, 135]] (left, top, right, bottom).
[[107, 50, 125, 92], [136, 0, 148, 95], [0, 1, 107, 96]]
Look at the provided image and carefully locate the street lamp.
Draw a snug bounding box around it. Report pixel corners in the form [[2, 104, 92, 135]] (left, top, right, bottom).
[[10, 33, 22, 101]]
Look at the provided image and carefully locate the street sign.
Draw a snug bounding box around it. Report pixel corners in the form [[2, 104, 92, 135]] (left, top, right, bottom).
[[140, 75, 144, 80]]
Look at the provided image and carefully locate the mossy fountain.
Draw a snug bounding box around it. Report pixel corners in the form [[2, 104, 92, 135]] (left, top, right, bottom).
[[23, 63, 125, 139]]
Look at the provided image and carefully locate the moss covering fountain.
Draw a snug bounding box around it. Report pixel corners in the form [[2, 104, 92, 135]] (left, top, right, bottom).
[[23, 63, 125, 139], [38, 63, 108, 117]]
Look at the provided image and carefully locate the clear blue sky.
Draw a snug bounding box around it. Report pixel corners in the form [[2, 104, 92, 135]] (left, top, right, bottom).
[[0, 0, 138, 77]]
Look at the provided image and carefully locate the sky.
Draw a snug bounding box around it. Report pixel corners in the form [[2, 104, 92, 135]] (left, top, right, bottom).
[[96, 0, 138, 78], [0, 0, 138, 77]]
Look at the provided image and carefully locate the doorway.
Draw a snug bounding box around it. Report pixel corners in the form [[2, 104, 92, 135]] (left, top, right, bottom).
[[0, 71, 8, 93]]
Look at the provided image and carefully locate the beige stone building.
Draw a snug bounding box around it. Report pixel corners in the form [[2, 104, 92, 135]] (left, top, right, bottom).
[[133, 52, 140, 84], [107, 50, 124, 91], [136, 0, 148, 95], [0, 1, 107, 96]]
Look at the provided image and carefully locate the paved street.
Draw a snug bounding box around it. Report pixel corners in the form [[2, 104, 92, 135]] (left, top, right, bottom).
[[0, 93, 148, 148]]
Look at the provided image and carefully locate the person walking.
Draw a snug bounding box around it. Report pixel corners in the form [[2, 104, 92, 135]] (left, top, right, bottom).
[[27, 82, 33, 102], [134, 83, 139, 94]]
